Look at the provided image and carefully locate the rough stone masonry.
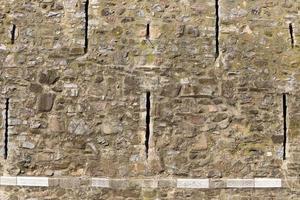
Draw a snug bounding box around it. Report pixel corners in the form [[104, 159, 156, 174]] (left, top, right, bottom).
[[0, 0, 299, 199]]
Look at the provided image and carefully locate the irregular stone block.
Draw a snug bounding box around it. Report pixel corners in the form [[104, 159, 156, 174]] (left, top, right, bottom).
[[38, 93, 56, 112], [39, 70, 59, 85], [22, 141, 35, 149], [29, 83, 43, 93], [68, 118, 90, 135]]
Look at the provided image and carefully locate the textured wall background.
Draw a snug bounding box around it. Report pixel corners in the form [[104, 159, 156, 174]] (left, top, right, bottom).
[[0, 0, 299, 199]]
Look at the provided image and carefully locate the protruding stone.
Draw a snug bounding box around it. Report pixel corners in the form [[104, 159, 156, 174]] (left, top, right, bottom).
[[68, 118, 90, 135], [39, 70, 59, 85], [22, 141, 35, 149], [38, 93, 56, 112], [29, 83, 43, 93]]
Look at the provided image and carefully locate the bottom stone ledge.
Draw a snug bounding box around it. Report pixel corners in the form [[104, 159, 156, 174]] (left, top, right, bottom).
[[0, 176, 289, 189]]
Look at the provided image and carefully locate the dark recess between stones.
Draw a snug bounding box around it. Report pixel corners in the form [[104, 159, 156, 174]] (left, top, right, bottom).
[[289, 23, 294, 48], [84, 0, 89, 53], [283, 94, 287, 160], [4, 98, 9, 160], [215, 0, 219, 59], [11, 24, 16, 45], [145, 91, 151, 159]]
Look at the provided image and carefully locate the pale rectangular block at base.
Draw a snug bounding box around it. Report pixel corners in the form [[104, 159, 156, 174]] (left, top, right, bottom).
[[91, 178, 110, 188], [143, 179, 158, 188], [177, 179, 209, 189], [17, 177, 48, 187], [254, 178, 282, 188], [226, 179, 254, 188], [0, 176, 17, 186]]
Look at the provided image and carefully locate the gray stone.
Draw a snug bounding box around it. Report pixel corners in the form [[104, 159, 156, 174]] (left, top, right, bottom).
[[29, 83, 43, 93], [38, 93, 56, 112], [39, 70, 59, 85], [68, 118, 90, 135]]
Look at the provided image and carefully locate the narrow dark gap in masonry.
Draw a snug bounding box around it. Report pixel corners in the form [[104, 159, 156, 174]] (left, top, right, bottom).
[[289, 23, 294, 48], [145, 91, 151, 159], [84, 0, 89, 53], [283, 94, 287, 160], [215, 0, 220, 59], [4, 98, 9, 160], [146, 23, 150, 39], [11, 24, 16, 45], [145, 23, 154, 48]]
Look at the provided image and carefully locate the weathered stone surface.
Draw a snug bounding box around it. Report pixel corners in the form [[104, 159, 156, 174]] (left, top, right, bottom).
[[0, 0, 299, 198], [29, 83, 43, 93], [101, 117, 123, 135], [68, 118, 90, 135], [39, 70, 59, 85], [37, 93, 56, 112], [177, 179, 209, 189]]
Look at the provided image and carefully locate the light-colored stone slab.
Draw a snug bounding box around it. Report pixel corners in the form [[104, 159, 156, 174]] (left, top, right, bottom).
[[254, 178, 282, 188], [0, 176, 17, 186], [143, 179, 158, 188], [91, 178, 109, 188], [177, 179, 209, 189], [17, 176, 48, 187], [226, 179, 254, 188]]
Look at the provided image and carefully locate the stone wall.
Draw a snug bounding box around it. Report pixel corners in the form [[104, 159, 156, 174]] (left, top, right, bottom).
[[0, 0, 299, 199]]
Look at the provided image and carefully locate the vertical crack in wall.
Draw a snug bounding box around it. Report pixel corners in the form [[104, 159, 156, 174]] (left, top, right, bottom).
[[289, 23, 294, 48], [145, 91, 151, 159], [4, 98, 9, 160], [146, 23, 150, 39], [84, 0, 89, 53], [11, 24, 16, 45], [283, 94, 287, 160], [146, 23, 154, 48], [215, 0, 220, 59]]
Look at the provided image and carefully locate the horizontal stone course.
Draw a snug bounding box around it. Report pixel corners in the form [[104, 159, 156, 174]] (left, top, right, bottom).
[[0, 176, 288, 189]]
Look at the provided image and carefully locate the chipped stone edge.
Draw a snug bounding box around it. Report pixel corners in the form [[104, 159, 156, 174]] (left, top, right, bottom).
[[0, 177, 287, 189]]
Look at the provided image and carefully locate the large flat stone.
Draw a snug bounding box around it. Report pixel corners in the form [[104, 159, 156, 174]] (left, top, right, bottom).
[[91, 178, 109, 188], [254, 178, 282, 188], [17, 176, 48, 187], [226, 179, 254, 188], [177, 179, 209, 189], [0, 176, 17, 186]]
